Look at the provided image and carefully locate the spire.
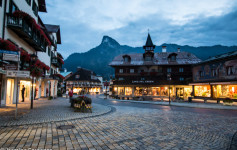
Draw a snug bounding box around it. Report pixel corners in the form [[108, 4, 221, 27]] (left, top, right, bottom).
[[143, 33, 156, 51]]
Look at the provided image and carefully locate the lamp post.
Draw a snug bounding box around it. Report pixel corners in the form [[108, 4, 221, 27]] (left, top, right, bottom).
[[167, 73, 171, 105], [30, 53, 37, 109], [105, 80, 108, 99]]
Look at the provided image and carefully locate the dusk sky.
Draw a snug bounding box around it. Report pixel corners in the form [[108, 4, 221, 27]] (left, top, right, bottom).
[[40, 0, 237, 59]]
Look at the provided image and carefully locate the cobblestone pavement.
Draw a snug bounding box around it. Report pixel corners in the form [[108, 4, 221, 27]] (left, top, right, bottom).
[[0, 98, 111, 126], [0, 96, 237, 149]]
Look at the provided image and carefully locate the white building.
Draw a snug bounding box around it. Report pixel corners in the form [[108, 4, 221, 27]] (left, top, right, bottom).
[[0, 0, 63, 107]]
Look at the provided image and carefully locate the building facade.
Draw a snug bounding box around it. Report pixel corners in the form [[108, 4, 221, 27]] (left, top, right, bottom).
[[65, 67, 102, 95], [0, 0, 63, 106], [109, 33, 201, 100], [191, 51, 237, 101]]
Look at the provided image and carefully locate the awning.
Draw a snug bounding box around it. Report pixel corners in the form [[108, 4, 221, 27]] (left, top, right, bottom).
[[189, 83, 210, 85], [210, 82, 237, 85]]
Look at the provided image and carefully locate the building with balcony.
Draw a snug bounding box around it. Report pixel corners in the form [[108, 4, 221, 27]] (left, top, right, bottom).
[[191, 50, 237, 101], [0, 0, 63, 106], [109, 33, 202, 100], [65, 67, 102, 95]]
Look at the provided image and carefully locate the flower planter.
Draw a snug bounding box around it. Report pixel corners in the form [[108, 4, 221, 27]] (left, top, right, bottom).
[[223, 102, 233, 106]]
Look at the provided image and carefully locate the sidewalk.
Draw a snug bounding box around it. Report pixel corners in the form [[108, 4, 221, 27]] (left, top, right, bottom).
[[99, 95, 237, 110], [0, 97, 112, 126]]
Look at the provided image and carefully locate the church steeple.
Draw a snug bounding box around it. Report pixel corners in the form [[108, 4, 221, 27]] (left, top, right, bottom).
[[143, 33, 156, 52]]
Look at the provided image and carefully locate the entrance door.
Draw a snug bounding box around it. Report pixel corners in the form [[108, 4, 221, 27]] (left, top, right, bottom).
[[176, 87, 184, 98], [6, 79, 14, 105], [19, 80, 31, 101]]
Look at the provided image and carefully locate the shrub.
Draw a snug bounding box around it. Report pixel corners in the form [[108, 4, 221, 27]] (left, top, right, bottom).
[[223, 98, 233, 103], [48, 96, 53, 100]]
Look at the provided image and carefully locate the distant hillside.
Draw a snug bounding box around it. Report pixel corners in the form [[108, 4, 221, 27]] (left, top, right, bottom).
[[63, 36, 237, 78]]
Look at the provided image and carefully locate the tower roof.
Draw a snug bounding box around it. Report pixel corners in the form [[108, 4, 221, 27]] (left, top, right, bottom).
[[143, 33, 155, 49]]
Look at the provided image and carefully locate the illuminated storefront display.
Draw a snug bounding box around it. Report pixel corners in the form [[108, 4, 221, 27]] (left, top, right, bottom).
[[194, 85, 211, 97], [213, 85, 237, 99], [125, 87, 132, 96]]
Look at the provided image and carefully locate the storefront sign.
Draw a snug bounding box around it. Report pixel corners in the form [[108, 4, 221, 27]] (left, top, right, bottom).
[[4, 64, 18, 70], [3, 53, 19, 62], [7, 70, 30, 78], [0, 50, 19, 55], [132, 80, 154, 83]]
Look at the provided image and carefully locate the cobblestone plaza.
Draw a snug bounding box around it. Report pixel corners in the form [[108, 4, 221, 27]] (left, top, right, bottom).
[[0, 96, 237, 149]]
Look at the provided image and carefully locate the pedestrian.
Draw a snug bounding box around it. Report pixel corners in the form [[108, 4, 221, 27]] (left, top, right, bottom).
[[66, 89, 69, 99], [21, 85, 25, 102]]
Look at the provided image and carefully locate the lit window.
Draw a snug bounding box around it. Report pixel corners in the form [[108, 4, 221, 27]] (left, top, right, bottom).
[[167, 68, 172, 73], [179, 68, 184, 72], [119, 69, 123, 73], [130, 69, 134, 73]]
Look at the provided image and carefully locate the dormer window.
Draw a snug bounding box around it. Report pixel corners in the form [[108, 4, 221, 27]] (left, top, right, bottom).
[[123, 55, 131, 63], [168, 53, 177, 61], [75, 75, 80, 79], [145, 56, 152, 61]]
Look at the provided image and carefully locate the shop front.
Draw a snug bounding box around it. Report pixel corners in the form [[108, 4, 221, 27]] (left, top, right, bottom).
[[212, 83, 237, 100], [112, 85, 192, 100]]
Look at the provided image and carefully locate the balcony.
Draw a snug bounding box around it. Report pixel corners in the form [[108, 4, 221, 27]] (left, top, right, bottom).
[[7, 14, 46, 52]]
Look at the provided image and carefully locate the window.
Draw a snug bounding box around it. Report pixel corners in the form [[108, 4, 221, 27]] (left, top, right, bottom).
[[167, 68, 172, 73], [75, 75, 80, 79], [130, 69, 134, 73], [180, 77, 184, 81], [170, 55, 176, 61], [199, 71, 204, 77], [25, 0, 31, 6], [47, 47, 50, 56], [145, 56, 152, 61], [118, 77, 124, 81], [10, 1, 18, 13], [124, 57, 129, 62], [158, 67, 162, 73], [141, 77, 145, 80], [226, 66, 234, 75], [179, 68, 184, 72], [32, 0, 38, 16], [0, 0, 2, 7], [212, 69, 219, 77], [119, 69, 123, 73]]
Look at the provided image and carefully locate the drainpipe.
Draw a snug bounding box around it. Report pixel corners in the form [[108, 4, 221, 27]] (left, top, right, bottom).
[[2, 0, 7, 39]]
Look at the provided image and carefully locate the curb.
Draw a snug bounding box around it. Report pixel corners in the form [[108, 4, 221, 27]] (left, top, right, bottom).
[[229, 131, 237, 150], [98, 96, 237, 110]]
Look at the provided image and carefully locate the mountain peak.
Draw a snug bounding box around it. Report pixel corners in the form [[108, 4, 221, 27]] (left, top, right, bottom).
[[101, 35, 120, 48]]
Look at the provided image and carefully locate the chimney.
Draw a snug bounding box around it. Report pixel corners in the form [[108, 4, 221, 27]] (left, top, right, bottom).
[[162, 46, 167, 53], [64, 68, 67, 72], [177, 48, 181, 52]]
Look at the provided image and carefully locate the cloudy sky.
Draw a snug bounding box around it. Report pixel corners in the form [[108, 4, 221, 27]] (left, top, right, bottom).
[[40, 0, 237, 59]]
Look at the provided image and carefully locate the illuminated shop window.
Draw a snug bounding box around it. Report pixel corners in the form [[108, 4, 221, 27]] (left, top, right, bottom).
[[194, 85, 211, 97]]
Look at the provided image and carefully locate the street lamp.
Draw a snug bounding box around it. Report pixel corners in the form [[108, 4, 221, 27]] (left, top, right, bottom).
[[167, 73, 171, 105], [30, 53, 37, 109]]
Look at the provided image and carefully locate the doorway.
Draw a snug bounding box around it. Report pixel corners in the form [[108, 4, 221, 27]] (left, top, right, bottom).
[[6, 79, 14, 105], [19, 80, 31, 102], [176, 87, 184, 98]]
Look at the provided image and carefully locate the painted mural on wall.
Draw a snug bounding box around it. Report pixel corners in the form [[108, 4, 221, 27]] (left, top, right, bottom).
[[193, 59, 237, 82]]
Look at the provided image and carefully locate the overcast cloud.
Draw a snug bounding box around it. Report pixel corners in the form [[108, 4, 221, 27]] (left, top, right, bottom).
[[39, 0, 237, 58]]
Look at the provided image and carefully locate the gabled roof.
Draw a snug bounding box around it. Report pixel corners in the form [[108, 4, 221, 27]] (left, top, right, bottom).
[[109, 52, 201, 66], [143, 33, 155, 49], [44, 24, 61, 44], [199, 50, 237, 64], [65, 68, 100, 82], [38, 0, 47, 12], [60, 72, 73, 78]]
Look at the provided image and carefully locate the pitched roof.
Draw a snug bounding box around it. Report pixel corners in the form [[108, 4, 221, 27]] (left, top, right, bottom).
[[65, 68, 101, 82], [44, 24, 61, 44], [109, 52, 201, 66], [60, 72, 72, 78], [143, 33, 156, 49], [199, 50, 237, 64]]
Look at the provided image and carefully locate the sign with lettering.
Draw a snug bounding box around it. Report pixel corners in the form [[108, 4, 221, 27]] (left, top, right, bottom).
[[7, 70, 30, 78], [4, 64, 18, 70], [132, 80, 154, 83], [3, 53, 19, 62], [0, 50, 19, 55]]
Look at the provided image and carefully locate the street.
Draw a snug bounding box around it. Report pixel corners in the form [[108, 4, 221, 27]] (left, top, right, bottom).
[[0, 95, 237, 149]]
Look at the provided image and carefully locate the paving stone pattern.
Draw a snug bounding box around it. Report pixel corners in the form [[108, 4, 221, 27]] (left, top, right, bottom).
[[0, 102, 237, 149], [0, 98, 111, 126]]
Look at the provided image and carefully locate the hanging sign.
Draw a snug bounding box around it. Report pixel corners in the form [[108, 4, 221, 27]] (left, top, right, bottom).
[[7, 70, 30, 78], [3, 53, 19, 62]]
